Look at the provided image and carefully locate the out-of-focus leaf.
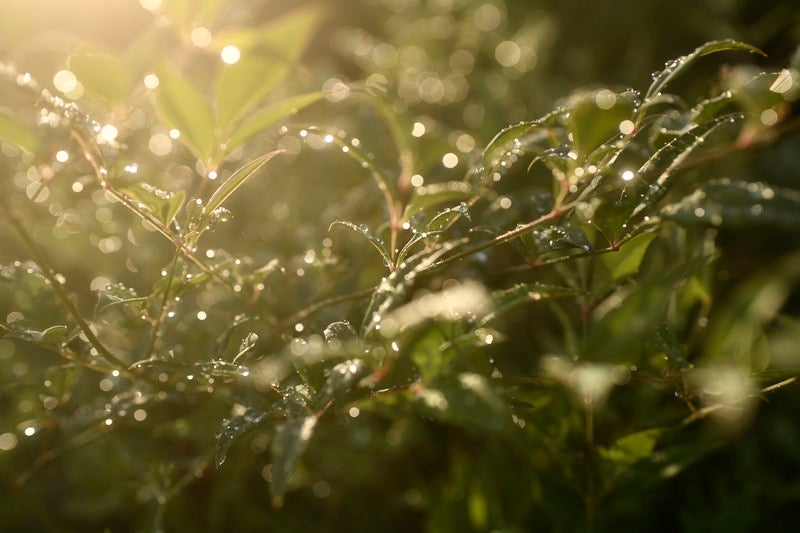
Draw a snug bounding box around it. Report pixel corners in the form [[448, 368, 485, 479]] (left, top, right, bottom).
[[214, 6, 322, 130], [599, 428, 663, 482], [644, 39, 765, 101], [215, 56, 289, 133], [67, 53, 133, 104], [661, 180, 800, 227], [215, 407, 268, 467], [121, 183, 185, 227], [154, 67, 216, 161], [225, 92, 327, 154], [0, 261, 65, 326], [270, 415, 318, 505], [585, 260, 705, 362], [415, 373, 508, 433], [0, 112, 38, 153], [380, 281, 492, 337], [601, 231, 657, 282], [482, 283, 577, 325], [703, 251, 800, 364], [203, 149, 283, 221]]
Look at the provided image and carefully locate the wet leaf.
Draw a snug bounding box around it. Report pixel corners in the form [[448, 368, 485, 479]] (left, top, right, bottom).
[[270, 415, 318, 505], [0, 112, 37, 153], [323, 321, 357, 343], [481, 108, 563, 176], [567, 89, 639, 159], [661, 180, 800, 227], [329, 220, 392, 269], [361, 242, 459, 337], [225, 91, 327, 154], [2, 324, 68, 344], [644, 40, 765, 101], [215, 407, 268, 467], [629, 113, 743, 222], [203, 149, 283, 222], [528, 224, 592, 255], [154, 66, 216, 161], [94, 282, 147, 315], [402, 182, 473, 221], [426, 202, 471, 234], [121, 183, 185, 227], [67, 53, 133, 104], [314, 358, 369, 410]]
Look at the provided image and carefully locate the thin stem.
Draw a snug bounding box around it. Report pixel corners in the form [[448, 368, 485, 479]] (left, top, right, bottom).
[[584, 404, 596, 533], [146, 246, 182, 358], [436, 202, 580, 268]]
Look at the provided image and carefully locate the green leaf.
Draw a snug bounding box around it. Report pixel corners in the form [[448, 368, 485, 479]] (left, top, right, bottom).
[[0, 112, 38, 153], [567, 89, 639, 159], [162, 0, 225, 30], [361, 242, 459, 337], [599, 428, 663, 482], [215, 57, 289, 134], [313, 358, 369, 410], [120, 183, 185, 227], [482, 282, 577, 325], [402, 182, 473, 222], [154, 66, 216, 161], [215, 6, 322, 130], [270, 415, 318, 505], [628, 113, 743, 223], [585, 260, 704, 362], [601, 231, 658, 282], [329, 220, 393, 269], [67, 53, 133, 104], [481, 108, 563, 176], [644, 39, 765, 101], [602, 428, 663, 464], [94, 282, 147, 315], [203, 149, 283, 221], [2, 324, 68, 344], [662, 180, 800, 227], [415, 373, 508, 433], [703, 251, 800, 364], [529, 223, 592, 255], [215, 407, 268, 467], [224, 91, 328, 154]]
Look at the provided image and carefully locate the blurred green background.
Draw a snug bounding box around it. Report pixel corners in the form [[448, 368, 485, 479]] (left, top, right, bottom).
[[1, 0, 800, 531]]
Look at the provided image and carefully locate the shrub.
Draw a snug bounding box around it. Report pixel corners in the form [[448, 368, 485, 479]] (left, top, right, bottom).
[[1, 1, 799, 531]]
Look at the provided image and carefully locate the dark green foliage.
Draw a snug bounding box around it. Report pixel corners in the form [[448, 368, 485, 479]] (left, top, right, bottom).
[[1, 1, 800, 531]]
